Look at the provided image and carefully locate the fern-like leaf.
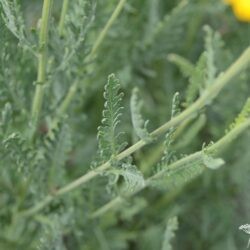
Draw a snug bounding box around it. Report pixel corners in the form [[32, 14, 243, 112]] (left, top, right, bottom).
[[157, 93, 180, 169], [1, 133, 39, 175], [204, 25, 224, 86], [170, 26, 223, 107], [144, 0, 190, 60], [229, 98, 250, 131], [161, 217, 178, 250], [151, 158, 204, 192], [45, 123, 72, 187], [0, 102, 12, 134], [130, 87, 152, 143], [97, 74, 126, 161], [0, 0, 34, 53], [120, 163, 145, 193], [185, 53, 206, 107]]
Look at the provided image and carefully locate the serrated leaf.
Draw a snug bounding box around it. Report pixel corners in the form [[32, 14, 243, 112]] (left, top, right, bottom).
[[161, 217, 178, 250], [157, 92, 180, 170], [204, 25, 224, 86], [47, 123, 72, 185], [130, 87, 152, 143], [144, 0, 190, 60], [152, 159, 204, 192], [229, 98, 250, 131], [120, 163, 145, 193], [97, 74, 126, 161], [185, 53, 206, 106], [0, 0, 33, 52]]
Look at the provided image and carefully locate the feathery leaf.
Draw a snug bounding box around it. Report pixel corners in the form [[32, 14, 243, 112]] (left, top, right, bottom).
[[157, 92, 180, 170], [97, 74, 126, 161], [130, 87, 152, 143], [120, 163, 145, 193], [161, 217, 178, 250]]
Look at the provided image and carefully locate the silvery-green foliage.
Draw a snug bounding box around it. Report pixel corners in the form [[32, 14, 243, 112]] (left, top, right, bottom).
[[204, 25, 224, 86], [169, 25, 225, 107], [157, 92, 180, 170], [143, 0, 190, 60], [0, 102, 12, 133], [130, 87, 152, 143], [120, 163, 145, 193], [185, 53, 207, 106], [0, 0, 250, 249], [53, 0, 95, 73], [229, 98, 250, 131], [161, 217, 178, 250], [0, 0, 34, 53], [45, 122, 72, 187], [150, 156, 205, 192], [97, 74, 126, 161]]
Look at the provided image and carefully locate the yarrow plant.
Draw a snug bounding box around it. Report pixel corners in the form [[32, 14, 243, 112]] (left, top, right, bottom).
[[0, 0, 250, 249]]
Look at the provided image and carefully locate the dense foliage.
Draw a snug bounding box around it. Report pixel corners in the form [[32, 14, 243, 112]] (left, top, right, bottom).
[[0, 0, 250, 249]]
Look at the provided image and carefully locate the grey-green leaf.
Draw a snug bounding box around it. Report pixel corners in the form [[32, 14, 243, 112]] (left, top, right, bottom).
[[130, 87, 152, 143], [161, 217, 178, 250], [202, 154, 225, 170]]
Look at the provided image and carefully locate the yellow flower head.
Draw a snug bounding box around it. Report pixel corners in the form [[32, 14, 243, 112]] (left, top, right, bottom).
[[224, 0, 250, 22]]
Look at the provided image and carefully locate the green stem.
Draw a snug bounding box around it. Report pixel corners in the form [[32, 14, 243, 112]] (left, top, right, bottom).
[[58, 0, 69, 37], [53, 0, 127, 122], [140, 116, 194, 174], [31, 0, 53, 131], [50, 81, 78, 129], [20, 47, 250, 217], [91, 118, 250, 218], [87, 0, 127, 60]]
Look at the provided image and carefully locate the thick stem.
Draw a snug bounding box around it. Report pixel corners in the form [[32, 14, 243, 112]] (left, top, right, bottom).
[[31, 0, 53, 130], [20, 47, 250, 217]]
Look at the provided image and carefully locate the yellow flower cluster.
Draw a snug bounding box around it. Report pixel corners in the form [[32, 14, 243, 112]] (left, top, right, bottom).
[[224, 0, 250, 22]]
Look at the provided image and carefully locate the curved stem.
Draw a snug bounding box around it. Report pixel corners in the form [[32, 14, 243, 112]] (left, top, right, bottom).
[[31, 0, 53, 132], [20, 47, 250, 217]]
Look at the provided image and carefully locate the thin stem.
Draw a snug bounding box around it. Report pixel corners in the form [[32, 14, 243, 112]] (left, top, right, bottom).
[[57, 82, 78, 116], [58, 0, 69, 37], [91, 118, 250, 218], [19, 48, 250, 217], [87, 0, 127, 60], [54, 0, 127, 122], [50, 81, 78, 129], [31, 0, 53, 130]]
